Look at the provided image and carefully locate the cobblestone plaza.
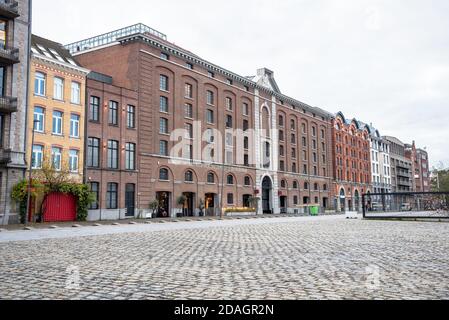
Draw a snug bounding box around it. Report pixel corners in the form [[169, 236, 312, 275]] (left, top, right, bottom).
[[1, 216, 448, 300]]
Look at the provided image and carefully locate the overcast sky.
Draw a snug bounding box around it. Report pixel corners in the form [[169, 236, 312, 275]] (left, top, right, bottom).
[[33, 0, 449, 168]]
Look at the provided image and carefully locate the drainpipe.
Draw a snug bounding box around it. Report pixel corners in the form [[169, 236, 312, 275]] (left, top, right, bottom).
[[22, 0, 33, 224]]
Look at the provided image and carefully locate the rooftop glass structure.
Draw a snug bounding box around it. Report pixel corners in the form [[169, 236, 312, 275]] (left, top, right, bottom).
[[64, 23, 166, 54]]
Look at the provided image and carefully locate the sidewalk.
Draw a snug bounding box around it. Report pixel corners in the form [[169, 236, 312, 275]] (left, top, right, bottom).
[[0, 213, 329, 231], [0, 214, 345, 243]]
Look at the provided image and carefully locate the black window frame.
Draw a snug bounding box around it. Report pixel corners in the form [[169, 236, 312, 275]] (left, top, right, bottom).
[[87, 137, 100, 168], [106, 183, 118, 209], [107, 140, 119, 169], [125, 142, 136, 170], [89, 96, 100, 122], [127, 105, 136, 129], [89, 182, 100, 210], [108, 100, 119, 126], [159, 168, 169, 180]]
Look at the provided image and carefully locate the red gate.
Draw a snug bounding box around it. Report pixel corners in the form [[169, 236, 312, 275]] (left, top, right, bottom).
[[42, 192, 77, 222]]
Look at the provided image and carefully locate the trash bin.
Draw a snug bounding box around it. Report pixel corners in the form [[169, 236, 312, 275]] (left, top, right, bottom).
[[310, 205, 320, 216]]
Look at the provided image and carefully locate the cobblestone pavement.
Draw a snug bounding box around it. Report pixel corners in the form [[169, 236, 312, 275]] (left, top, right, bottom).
[[1, 216, 449, 300]]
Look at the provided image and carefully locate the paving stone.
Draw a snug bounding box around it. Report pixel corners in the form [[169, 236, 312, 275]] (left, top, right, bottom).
[[1, 217, 449, 300]]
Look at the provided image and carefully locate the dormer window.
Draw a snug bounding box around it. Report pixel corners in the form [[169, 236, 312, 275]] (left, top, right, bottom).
[[160, 52, 169, 60]]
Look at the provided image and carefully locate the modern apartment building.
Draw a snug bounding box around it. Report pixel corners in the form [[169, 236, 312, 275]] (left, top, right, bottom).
[[67, 23, 334, 218], [384, 136, 413, 192], [367, 125, 392, 194], [405, 141, 430, 193], [0, 0, 31, 224], [331, 112, 372, 212]]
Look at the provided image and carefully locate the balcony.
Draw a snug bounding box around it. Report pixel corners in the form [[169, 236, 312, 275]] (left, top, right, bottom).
[[0, 96, 17, 113], [0, 149, 12, 166], [397, 169, 411, 178], [397, 178, 412, 187], [0, 44, 19, 65], [0, 0, 19, 19]]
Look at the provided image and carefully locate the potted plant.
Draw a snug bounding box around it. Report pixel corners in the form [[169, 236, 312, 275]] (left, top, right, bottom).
[[149, 200, 159, 219], [177, 195, 187, 217], [248, 196, 261, 212], [198, 198, 205, 217]]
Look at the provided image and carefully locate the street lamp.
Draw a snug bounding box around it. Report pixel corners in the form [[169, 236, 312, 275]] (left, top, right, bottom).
[[25, 119, 39, 225]]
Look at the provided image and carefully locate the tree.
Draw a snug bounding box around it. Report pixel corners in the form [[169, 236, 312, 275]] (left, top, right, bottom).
[[13, 152, 94, 222], [432, 169, 449, 192], [248, 196, 261, 211], [32, 152, 76, 190]]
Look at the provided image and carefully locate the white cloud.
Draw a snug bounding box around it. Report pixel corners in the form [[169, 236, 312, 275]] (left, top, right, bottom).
[[32, 0, 449, 167]]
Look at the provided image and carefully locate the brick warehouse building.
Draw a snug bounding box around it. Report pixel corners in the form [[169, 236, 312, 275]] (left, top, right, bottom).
[[66, 24, 334, 218], [331, 112, 372, 212]]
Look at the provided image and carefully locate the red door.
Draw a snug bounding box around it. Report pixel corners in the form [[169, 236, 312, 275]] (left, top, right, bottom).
[[42, 192, 77, 222]]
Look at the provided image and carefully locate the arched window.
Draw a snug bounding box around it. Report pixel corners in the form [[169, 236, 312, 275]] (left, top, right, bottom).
[[244, 176, 251, 186], [314, 183, 319, 191], [278, 114, 284, 127], [159, 168, 169, 180], [207, 172, 215, 184], [281, 180, 286, 188], [293, 196, 299, 205], [244, 136, 249, 149], [262, 107, 270, 137], [185, 170, 193, 182], [227, 174, 234, 185], [293, 181, 298, 189], [323, 184, 328, 191], [304, 182, 309, 190]]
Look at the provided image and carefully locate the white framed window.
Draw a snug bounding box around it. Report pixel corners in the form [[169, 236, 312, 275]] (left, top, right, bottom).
[[52, 147, 62, 171], [206, 109, 214, 124], [225, 97, 233, 111], [185, 123, 193, 139], [70, 114, 80, 138], [33, 107, 45, 132], [160, 118, 168, 134], [52, 111, 63, 135], [243, 103, 249, 116], [226, 150, 233, 165], [160, 75, 169, 91], [34, 72, 46, 96], [184, 103, 193, 118], [226, 132, 233, 147], [69, 150, 79, 173], [160, 96, 168, 113], [71, 82, 81, 104], [53, 77, 64, 100], [32, 145, 44, 169]]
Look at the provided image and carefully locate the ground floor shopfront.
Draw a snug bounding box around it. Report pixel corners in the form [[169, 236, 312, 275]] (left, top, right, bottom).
[[333, 182, 372, 213], [86, 164, 336, 220]]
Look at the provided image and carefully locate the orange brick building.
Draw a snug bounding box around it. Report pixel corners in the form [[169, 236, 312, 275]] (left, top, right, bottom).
[[331, 112, 372, 212]]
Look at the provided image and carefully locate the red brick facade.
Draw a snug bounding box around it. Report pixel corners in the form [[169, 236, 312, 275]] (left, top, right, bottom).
[[84, 76, 139, 219], [331, 112, 372, 211], [74, 33, 336, 218]]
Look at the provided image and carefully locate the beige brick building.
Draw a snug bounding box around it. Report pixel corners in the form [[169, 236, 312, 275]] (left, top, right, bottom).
[[26, 35, 89, 217]]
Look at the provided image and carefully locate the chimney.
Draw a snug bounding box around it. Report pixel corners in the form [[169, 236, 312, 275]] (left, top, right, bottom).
[[257, 68, 274, 77]]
